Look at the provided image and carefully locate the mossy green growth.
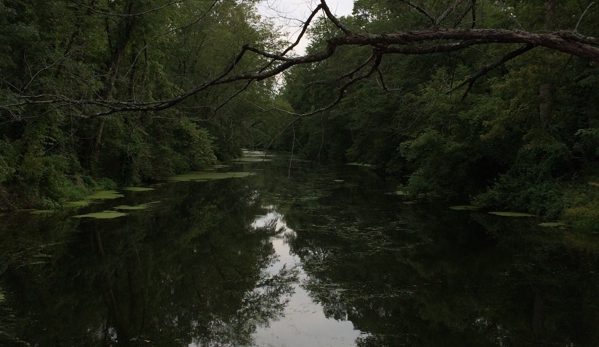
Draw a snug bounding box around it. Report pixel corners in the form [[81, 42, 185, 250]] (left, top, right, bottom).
[[488, 212, 536, 217], [73, 210, 127, 219], [395, 191, 409, 196], [122, 187, 155, 192], [450, 205, 480, 211], [0, 290, 4, 303], [334, 180, 344, 183], [113, 204, 151, 211], [539, 222, 567, 227], [85, 190, 124, 200], [64, 200, 90, 208], [169, 172, 252, 182]]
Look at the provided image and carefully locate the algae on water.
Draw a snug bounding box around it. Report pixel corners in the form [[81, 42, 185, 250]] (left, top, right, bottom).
[[73, 211, 127, 219], [86, 190, 124, 200], [489, 212, 536, 217], [169, 171, 252, 182], [113, 204, 151, 211], [450, 205, 480, 211], [122, 187, 155, 192]]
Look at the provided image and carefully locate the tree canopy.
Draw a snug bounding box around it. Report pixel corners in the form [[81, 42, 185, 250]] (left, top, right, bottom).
[[1, 0, 598, 226]]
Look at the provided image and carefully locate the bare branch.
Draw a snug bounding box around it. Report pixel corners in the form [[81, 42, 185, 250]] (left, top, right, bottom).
[[7, 28, 599, 119], [400, 0, 436, 26], [320, 0, 353, 35], [575, 2, 596, 32], [447, 44, 536, 99], [280, 4, 324, 56], [436, 0, 464, 28]]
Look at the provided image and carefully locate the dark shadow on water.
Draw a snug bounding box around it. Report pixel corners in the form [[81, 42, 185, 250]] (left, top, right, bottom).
[[1, 157, 598, 346]]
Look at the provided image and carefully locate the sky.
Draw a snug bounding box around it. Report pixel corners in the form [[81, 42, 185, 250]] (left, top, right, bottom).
[[256, 0, 355, 54]]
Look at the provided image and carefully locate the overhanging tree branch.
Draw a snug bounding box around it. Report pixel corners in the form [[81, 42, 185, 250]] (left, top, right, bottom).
[[447, 43, 537, 100], [5, 0, 599, 120]]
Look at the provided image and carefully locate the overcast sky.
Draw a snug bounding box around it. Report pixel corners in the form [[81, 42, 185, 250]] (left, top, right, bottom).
[[256, 0, 355, 54]]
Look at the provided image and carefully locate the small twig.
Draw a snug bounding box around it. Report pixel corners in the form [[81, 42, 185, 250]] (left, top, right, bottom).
[[436, 0, 464, 28], [447, 43, 536, 100], [320, 0, 353, 35], [575, 2, 595, 32], [400, 0, 436, 26]]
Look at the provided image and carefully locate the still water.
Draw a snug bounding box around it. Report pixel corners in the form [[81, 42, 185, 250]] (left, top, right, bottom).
[[1, 154, 598, 346]]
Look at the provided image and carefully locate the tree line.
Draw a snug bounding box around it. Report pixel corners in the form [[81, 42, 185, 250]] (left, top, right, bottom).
[[1, 0, 598, 228]]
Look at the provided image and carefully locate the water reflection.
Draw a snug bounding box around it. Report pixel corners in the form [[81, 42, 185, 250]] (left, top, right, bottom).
[[1, 158, 599, 347], [0, 180, 297, 346], [251, 210, 361, 347]]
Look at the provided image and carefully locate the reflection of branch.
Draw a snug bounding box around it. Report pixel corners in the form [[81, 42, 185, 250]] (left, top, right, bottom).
[[447, 44, 536, 100]]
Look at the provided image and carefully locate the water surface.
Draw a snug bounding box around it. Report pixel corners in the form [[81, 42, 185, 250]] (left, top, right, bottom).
[[1, 155, 598, 346]]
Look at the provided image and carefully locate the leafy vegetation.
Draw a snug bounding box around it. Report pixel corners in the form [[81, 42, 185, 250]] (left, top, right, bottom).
[[279, 0, 599, 229], [0, 0, 598, 230]]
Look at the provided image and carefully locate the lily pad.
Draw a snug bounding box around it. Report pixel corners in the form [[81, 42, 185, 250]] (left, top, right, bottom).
[[169, 171, 252, 182], [539, 222, 567, 227], [113, 204, 151, 211], [122, 187, 155, 192], [65, 200, 90, 208], [86, 190, 124, 200], [450, 205, 480, 211], [73, 210, 127, 219], [488, 211, 536, 217]]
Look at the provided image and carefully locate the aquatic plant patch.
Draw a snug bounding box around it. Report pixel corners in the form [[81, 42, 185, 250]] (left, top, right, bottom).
[[73, 211, 127, 219], [489, 212, 536, 217], [113, 204, 152, 211], [85, 190, 124, 200], [169, 172, 252, 182], [122, 187, 155, 192], [450, 205, 480, 211]]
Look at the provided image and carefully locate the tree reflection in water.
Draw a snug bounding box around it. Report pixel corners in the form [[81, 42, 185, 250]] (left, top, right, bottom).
[[1, 160, 599, 347], [0, 179, 297, 346]]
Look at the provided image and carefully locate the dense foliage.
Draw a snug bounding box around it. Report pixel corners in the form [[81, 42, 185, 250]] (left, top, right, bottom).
[[280, 0, 599, 226], [1, 0, 598, 227], [0, 0, 291, 209]]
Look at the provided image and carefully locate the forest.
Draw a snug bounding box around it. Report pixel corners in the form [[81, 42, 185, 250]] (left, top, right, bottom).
[[1, 0, 598, 230]]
